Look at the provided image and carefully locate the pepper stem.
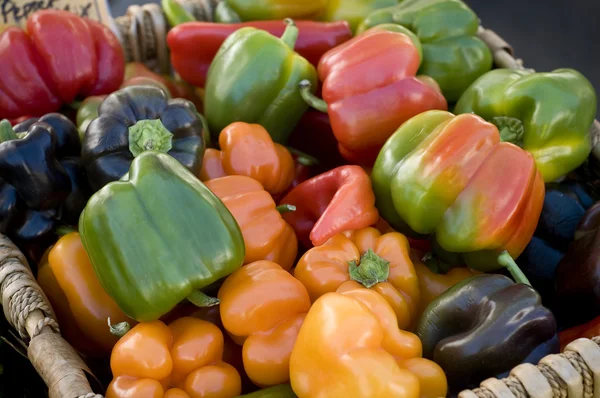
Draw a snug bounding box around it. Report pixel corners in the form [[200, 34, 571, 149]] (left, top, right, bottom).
[[187, 290, 220, 307], [0, 120, 18, 143], [348, 249, 390, 288], [55, 225, 77, 237], [287, 147, 319, 166], [281, 18, 299, 49], [491, 116, 525, 147], [276, 204, 296, 214], [497, 250, 531, 286], [299, 80, 328, 113], [107, 317, 131, 338], [128, 118, 174, 157]]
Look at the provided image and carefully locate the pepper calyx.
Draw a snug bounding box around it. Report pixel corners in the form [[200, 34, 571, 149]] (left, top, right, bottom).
[[491, 116, 525, 147], [348, 249, 390, 289], [128, 118, 174, 157]]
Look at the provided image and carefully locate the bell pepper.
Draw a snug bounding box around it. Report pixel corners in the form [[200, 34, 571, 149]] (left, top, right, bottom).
[[37, 231, 134, 357], [554, 201, 600, 329], [371, 110, 545, 273], [213, 0, 327, 22], [357, 0, 493, 102], [290, 281, 447, 398], [205, 176, 298, 271], [79, 151, 245, 322], [168, 21, 352, 88], [299, 24, 447, 165], [410, 250, 478, 316], [559, 315, 600, 351], [294, 227, 420, 330], [107, 317, 242, 398], [454, 68, 598, 182], [0, 113, 89, 262], [204, 19, 318, 145], [75, 95, 106, 142], [417, 274, 559, 393], [280, 165, 379, 249], [198, 122, 295, 196], [0, 10, 124, 119], [218, 260, 312, 387], [81, 85, 206, 192], [320, 0, 398, 33]]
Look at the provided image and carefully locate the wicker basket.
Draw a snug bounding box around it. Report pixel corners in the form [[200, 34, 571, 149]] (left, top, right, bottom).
[[2, 2, 599, 397]]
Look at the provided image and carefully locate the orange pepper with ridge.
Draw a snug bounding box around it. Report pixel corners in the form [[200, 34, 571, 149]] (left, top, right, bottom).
[[289, 281, 447, 398], [37, 231, 134, 357], [107, 317, 242, 398], [204, 175, 298, 271], [294, 226, 420, 330], [218, 260, 311, 387], [199, 122, 295, 196]]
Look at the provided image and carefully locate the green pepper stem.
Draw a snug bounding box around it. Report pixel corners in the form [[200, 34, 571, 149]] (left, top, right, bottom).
[[276, 204, 296, 214], [348, 249, 390, 288], [287, 147, 319, 166], [299, 80, 328, 113], [107, 317, 131, 338], [281, 18, 299, 49], [55, 225, 77, 237], [128, 118, 174, 157], [187, 290, 220, 307], [497, 250, 531, 286], [0, 120, 18, 143], [491, 116, 525, 147]]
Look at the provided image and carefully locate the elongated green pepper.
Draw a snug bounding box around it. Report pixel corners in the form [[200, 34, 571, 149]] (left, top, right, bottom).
[[204, 18, 318, 144], [79, 150, 245, 322]]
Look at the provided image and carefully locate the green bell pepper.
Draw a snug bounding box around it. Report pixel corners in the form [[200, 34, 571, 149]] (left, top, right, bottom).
[[357, 0, 493, 102], [454, 68, 598, 183], [320, 0, 399, 33], [75, 95, 105, 141], [204, 18, 318, 144], [79, 151, 245, 322]]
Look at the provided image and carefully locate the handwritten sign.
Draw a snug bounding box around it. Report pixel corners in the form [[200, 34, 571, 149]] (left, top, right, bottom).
[[0, 0, 113, 28]]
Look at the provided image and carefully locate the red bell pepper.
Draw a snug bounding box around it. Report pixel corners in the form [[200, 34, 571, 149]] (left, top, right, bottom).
[[0, 10, 124, 119], [299, 25, 448, 165], [167, 20, 353, 87], [279, 165, 379, 249]]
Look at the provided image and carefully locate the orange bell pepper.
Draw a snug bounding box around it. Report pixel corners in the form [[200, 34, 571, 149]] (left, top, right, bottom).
[[199, 122, 295, 196], [37, 231, 134, 357], [204, 176, 298, 271], [294, 227, 420, 330], [290, 281, 447, 398], [410, 250, 479, 315], [218, 260, 311, 387], [107, 317, 242, 398], [280, 165, 380, 249]]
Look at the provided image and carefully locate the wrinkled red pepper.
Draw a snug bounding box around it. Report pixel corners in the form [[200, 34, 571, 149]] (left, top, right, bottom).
[[279, 165, 379, 248], [0, 10, 124, 119], [167, 20, 353, 87]]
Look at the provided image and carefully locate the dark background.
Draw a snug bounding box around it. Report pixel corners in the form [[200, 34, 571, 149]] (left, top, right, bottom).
[[109, 0, 600, 116]]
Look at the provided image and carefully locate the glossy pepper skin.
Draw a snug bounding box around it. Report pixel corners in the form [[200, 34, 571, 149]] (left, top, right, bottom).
[[417, 274, 559, 393], [205, 176, 298, 271], [0, 10, 124, 119], [357, 0, 493, 102], [215, 0, 327, 22], [294, 227, 420, 330], [280, 165, 379, 249], [371, 110, 545, 271], [218, 260, 311, 387], [82, 85, 205, 193], [554, 201, 600, 329], [300, 24, 447, 164], [204, 19, 318, 145], [320, 0, 398, 33], [454, 68, 597, 182], [37, 232, 134, 357], [79, 151, 245, 322], [168, 21, 352, 88], [76, 95, 106, 142], [290, 281, 447, 398], [107, 317, 242, 398], [199, 122, 295, 196]]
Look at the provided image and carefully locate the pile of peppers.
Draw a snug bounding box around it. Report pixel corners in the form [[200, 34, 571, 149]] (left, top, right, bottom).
[[0, 4, 598, 398]]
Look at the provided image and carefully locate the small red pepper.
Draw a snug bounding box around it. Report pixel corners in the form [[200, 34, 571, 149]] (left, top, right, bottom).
[[0, 10, 124, 119], [280, 165, 379, 249], [167, 20, 353, 87]]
